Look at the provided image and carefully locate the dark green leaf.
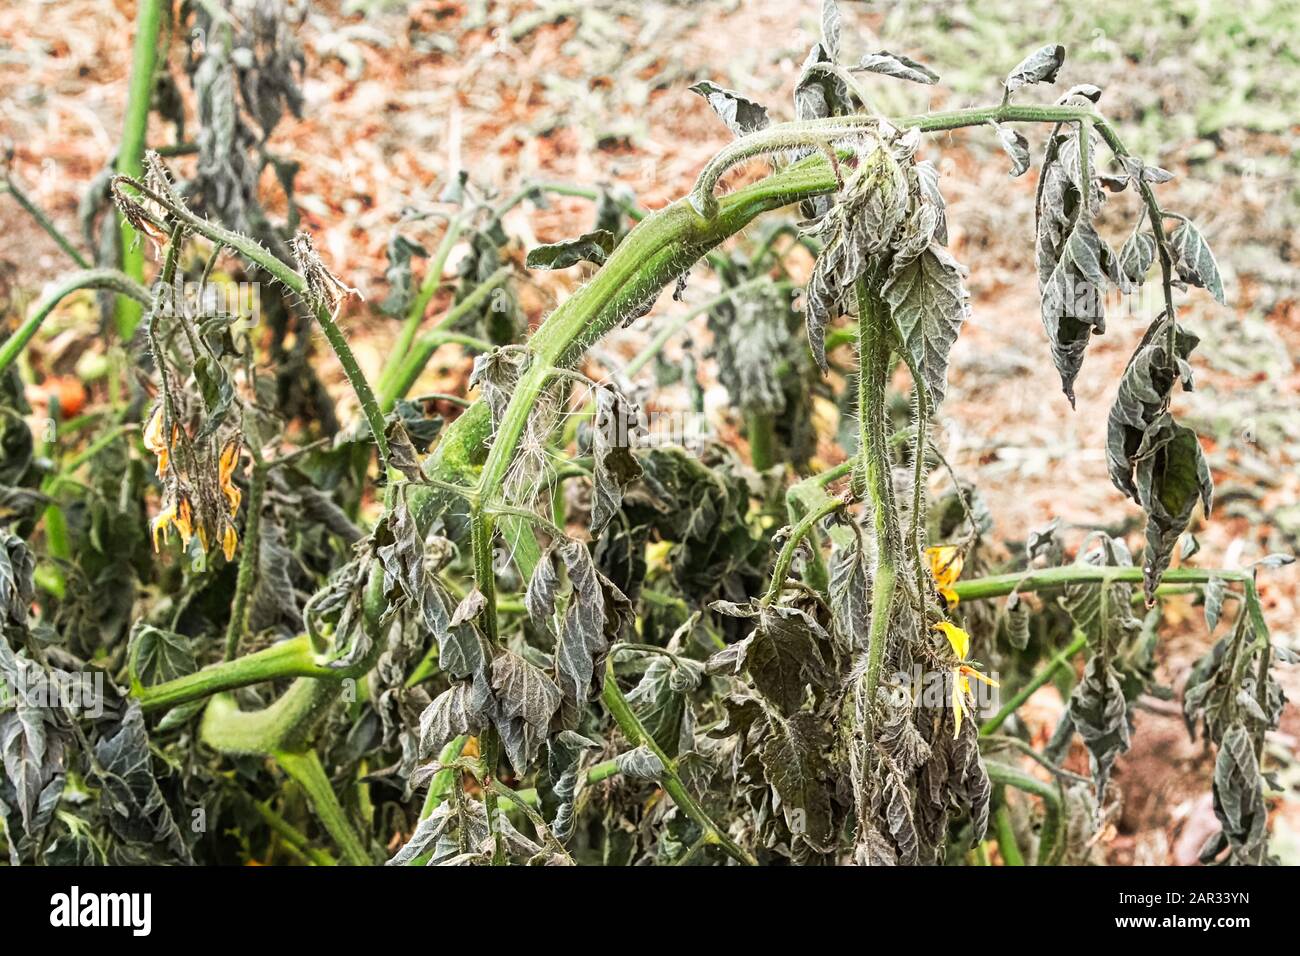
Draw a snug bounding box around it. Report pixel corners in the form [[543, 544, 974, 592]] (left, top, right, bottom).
[[526, 229, 618, 270]]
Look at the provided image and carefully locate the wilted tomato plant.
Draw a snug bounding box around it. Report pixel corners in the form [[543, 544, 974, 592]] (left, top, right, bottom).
[[0, 0, 1288, 867]]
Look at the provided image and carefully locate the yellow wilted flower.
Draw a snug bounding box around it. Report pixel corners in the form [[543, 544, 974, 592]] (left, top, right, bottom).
[[218, 439, 242, 516], [222, 523, 238, 562], [150, 503, 177, 552], [926, 545, 964, 606], [143, 405, 172, 478], [151, 494, 195, 551], [933, 621, 998, 739]]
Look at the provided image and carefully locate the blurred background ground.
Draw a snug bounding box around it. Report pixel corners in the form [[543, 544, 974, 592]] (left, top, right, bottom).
[[2, 0, 1298, 863]]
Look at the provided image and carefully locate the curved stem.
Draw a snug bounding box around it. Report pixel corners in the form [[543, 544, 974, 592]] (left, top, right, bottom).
[[762, 495, 846, 604], [135, 635, 342, 713], [985, 760, 1064, 866], [602, 652, 756, 865], [380, 215, 465, 393], [274, 748, 370, 866], [113, 173, 391, 466], [379, 265, 511, 411], [689, 104, 1095, 219], [0, 269, 151, 375]]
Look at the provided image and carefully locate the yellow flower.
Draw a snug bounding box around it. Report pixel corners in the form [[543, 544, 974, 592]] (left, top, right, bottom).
[[151, 495, 194, 552], [143, 405, 171, 478], [150, 503, 177, 552], [933, 621, 998, 738], [173, 496, 194, 548], [222, 523, 238, 562], [219, 439, 242, 516], [926, 545, 964, 606]]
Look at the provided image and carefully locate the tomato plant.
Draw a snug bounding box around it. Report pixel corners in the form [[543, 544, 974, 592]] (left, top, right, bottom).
[[0, 0, 1289, 868]]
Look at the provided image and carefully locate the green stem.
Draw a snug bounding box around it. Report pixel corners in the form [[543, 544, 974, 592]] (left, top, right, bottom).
[[0, 270, 151, 375], [114, 0, 165, 338], [2, 174, 90, 268], [224, 464, 267, 661], [762, 495, 845, 604], [248, 798, 337, 866], [274, 749, 370, 866], [985, 761, 1064, 866], [857, 283, 899, 714], [746, 411, 775, 471], [980, 630, 1088, 738], [379, 265, 510, 410], [135, 634, 341, 712], [953, 565, 1251, 603], [602, 653, 756, 865], [380, 216, 465, 393], [992, 801, 1025, 866]]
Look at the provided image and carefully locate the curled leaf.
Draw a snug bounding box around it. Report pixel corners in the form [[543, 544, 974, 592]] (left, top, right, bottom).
[[1004, 44, 1066, 94], [689, 81, 770, 137], [526, 229, 618, 271], [852, 51, 940, 85]]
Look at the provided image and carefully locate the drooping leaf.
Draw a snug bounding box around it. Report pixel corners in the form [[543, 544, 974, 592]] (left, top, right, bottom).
[[420, 578, 490, 681], [1068, 655, 1130, 801], [590, 385, 644, 536], [380, 233, 428, 317], [491, 650, 562, 730], [1132, 414, 1214, 598], [92, 702, 193, 863], [689, 81, 770, 137], [991, 123, 1030, 177], [707, 601, 831, 716], [1169, 218, 1226, 305], [1118, 230, 1157, 290], [383, 418, 424, 483], [1035, 130, 1115, 404], [615, 745, 665, 781], [828, 531, 871, 653], [1209, 722, 1271, 864], [760, 711, 835, 849], [1203, 576, 1227, 633], [882, 243, 969, 405], [418, 681, 484, 760]]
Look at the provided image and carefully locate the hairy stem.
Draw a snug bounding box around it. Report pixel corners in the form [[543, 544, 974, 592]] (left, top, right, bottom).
[[274, 748, 370, 866], [602, 653, 756, 865], [114, 0, 165, 338], [224, 463, 267, 661], [2, 173, 90, 268], [857, 283, 900, 715], [0, 270, 151, 375], [113, 173, 391, 466], [980, 630, 1089, 737]]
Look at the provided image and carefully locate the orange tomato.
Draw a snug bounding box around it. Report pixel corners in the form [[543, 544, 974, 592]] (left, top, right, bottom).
[[45, 376, 88, 417]]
